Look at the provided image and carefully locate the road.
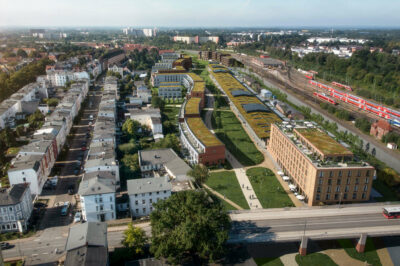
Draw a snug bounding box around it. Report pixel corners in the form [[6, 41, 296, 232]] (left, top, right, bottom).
[[229, 204, 400, 243]]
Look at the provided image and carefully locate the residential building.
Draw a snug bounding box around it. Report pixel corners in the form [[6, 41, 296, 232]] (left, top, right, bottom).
[[138, 148, 191, 180], [267, 122, 375, 206], [127, 177, 172, 217], [173, 36, 219, 44], [99, 49, 125, 71], [370, 119, 392, 140], [0, 184, 33, 233], [64, 222, 108, 266], [158, 84, 182, 99], [78, 171, 116, 222], [108, 64, 124, 77], [125, 108, 163, 140], [136, 85, 152, 103]]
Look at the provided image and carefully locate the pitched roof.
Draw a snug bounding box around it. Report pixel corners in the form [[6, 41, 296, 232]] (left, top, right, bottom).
[[65, 222, 107, 251], [65, 246, 108, 266], [78, 171, 116, 196], [0, 184, 29, 206], [127, 176, 172, 195]]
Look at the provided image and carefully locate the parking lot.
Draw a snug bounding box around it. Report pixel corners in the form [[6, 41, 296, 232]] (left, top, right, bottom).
[[37, 85, 103, 230]]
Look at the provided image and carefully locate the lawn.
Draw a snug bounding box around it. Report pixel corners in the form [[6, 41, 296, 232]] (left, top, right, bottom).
[[254, 257, 284, 266], [163, 106, 180, 123], [337, 239, 382, 266], [295, 253, 338, 266], [247, 167, 294, 208], [206, 171, 249, 209], [212, 110, 264, 166], [205, 188, 238, 211]]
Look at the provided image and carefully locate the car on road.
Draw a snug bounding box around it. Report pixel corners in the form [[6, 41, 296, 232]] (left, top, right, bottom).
[[74, 212, 82, 223], [1, 242, 12, 250], [89, 115, 94, 121]]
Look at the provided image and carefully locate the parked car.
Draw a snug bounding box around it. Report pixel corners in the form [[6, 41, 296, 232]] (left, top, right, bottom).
[[68, 184, 75, 195], [81, 146, 86, 151], [61, 202, 70, 216], [0, 242, 11, 250], [34, 202, 48, 209], [74, 212, 82, 223], [89, 115, 94, 121]]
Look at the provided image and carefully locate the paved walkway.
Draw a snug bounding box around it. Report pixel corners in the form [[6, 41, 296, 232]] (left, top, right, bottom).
[[280, 253, 298, 266], [203, 184, 243, 210], [322, 249, 364, 266]]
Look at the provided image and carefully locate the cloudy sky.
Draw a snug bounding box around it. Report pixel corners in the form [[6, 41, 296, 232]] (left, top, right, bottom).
[[0, 0, 399, 28]]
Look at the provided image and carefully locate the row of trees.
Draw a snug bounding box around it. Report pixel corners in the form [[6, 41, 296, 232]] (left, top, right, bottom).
[[0, 58, 52, 102]]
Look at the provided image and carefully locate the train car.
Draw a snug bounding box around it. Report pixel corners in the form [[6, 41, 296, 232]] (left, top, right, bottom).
[[332, 81, 353, 91], [305, 75, 314, 80], [389, 119, 400, 128], [313, 92, 338, 105]]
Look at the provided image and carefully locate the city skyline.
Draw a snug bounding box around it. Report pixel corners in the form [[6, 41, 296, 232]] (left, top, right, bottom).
[[1, 0, 400, 28]]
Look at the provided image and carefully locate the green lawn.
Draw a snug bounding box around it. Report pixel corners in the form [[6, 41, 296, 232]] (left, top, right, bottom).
[[206, 171, 249, 209], [212, 110, 264, 166], [295, 253, 338, 266], [254, 257, 284, 266], [247, 167, 294, 208], [372, 179, 399, 202], [163, 106, 180, 123], [337, 239, 382, 266]]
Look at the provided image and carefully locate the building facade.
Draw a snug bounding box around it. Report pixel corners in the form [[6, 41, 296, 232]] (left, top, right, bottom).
[[268, 122, 375, 206]]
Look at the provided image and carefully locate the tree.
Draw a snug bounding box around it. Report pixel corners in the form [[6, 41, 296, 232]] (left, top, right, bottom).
[[16, 49, 28, 58], [150, 190, 231, 264], [118, 142, 139, 155], [151, 96, 165, 110], [122, 119, 142, 139], [187, 164, 209, 185], [122, 153, 140, 172], [149, 134, 180, 153], [122, 223, 147, 255], [46, 98, 59, 107], [0, 128, 16, 148]]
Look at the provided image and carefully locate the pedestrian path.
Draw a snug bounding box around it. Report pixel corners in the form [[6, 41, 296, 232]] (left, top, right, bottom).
[[225, 150, 262, 210]]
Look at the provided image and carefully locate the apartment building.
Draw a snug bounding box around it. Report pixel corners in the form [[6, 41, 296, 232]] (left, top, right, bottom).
[[127, 177, 172, 217], [125, 108, 163, 140], [268, 122, 375, 206], [0, 184, 33, 233], [78, 171, 116, 222], [173, 36, 219, 44]]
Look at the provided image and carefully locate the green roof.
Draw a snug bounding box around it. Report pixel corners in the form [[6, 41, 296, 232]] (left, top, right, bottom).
[[186, 117, 223, 147], [295, 128, 353, 156], [185, 97, 201, 116]]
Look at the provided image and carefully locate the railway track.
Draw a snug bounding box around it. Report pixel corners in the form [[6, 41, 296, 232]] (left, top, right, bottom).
[[233, 54, 400, 135]]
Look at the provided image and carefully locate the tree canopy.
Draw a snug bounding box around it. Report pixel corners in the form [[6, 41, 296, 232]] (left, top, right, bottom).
[[187, 164, 209, 185], [122, 223, 147, 255], [150, 190, 231, 264]]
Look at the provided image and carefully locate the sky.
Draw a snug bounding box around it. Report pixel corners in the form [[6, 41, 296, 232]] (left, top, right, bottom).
[[0, 0, 400, 28]]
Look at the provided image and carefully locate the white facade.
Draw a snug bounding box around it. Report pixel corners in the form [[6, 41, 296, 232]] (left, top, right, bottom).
[[80, 193, 116, 222], [0, 185, 33, 233], [158, 85, 182, 98]]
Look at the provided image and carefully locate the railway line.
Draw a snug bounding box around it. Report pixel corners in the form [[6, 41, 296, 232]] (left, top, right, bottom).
[[234, 53, 400, 135]]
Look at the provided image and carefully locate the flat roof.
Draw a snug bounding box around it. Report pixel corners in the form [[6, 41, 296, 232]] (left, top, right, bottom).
[[186, 117, 222, 147], [295, 128, 353, 156], [185, 97, 201, 116]]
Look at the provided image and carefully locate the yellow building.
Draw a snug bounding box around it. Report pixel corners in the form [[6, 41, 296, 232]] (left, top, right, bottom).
[[268, 122, 374, 206]]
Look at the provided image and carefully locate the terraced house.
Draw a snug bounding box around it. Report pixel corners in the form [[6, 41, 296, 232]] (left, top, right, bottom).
[[208, 64, 281, 147], [268, 121, 375, 206]]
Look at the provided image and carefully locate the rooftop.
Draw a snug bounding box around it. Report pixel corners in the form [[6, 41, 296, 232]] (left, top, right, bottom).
[[65, 246, 108, 266], [185, 97, 201, 116], [65, 222, 107, 251], [295, 127, 353, 157], [0, 184, 29, 206], [186, 117, 223, 147], [127, 176, 172, 195], [78, 172, 116, 196]]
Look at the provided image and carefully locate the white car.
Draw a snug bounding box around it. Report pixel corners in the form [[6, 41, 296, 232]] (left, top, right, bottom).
[[74, 212, 82, 223]]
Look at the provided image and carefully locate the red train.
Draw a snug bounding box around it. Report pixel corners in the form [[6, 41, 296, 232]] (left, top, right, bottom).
[[305, 75, 314, 80], [332, 81, 352, 91], [313, 92, 338, 105]]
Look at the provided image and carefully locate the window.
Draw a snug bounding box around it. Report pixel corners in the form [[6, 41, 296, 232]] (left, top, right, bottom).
[[317, 187, 321, 193], [355, 178, 359, 185], [327, 186, 331, 193], [363, 185, 368, 192], [136, 209, 139, 214], [110, 196, 112, 201], [354, 185, 358, 192], [164, 190, 167, 194], [365, 178, 369, 184], [150, 199, 153, 203], [357, 170, 361, 177], [345, 186, 349, 192], [156, 191, 159, 195], [319, 171, 324, 178], [112, 213, 114, 219], [316, 194, 320, 200], [337, 179, 341, 185], [23, 178, 26, 182], [9, 207, 12, 212], [99, 197, 103, 203], [336, 186, 340, 192], [143, 208, 146, 213], [362, 193, 366, 199], [150, 207, 153, 212], [319, 178, 323, 185], [343, 193, 348, 200], [348, 171, 352, 177], [338, 170, 342, 177], [328, 179, 332, 185], [135, 194, 137, 197], [366, 170, 370, 177], [135, 200, 138, 205], [326, 194, 330, 200], [96, 206, 99, 211], [347, 178, 351, 185], [111, 204, 113, 210], [334, 194, 339, 200], [100, 205, 104, 211], [149, 192, 152, 196], [329, 171, 333, 178], [352, 193, 357, 199], [12, 223, 16, 229]]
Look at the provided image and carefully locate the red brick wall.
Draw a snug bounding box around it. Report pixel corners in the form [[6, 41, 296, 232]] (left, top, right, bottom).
[[199, 145, 226, 166]]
